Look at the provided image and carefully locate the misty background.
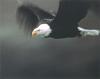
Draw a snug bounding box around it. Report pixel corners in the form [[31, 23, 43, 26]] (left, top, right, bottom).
[[0, 0, 100, 79]]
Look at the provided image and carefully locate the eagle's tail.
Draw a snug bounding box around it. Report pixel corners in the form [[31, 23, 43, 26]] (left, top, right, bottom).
[[78, 27, 100, 37]]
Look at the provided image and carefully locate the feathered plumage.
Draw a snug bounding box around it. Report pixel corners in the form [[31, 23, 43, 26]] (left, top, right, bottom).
[[16, 3, 54, 34], [16, 0, 100, 39], [48, 0, 89, 38]]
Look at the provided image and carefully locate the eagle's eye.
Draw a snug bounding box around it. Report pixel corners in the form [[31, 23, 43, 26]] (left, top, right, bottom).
[[37, 29, 40, 31]]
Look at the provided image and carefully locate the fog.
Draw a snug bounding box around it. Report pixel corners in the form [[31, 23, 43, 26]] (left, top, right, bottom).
[[0, 0, 100, 79]]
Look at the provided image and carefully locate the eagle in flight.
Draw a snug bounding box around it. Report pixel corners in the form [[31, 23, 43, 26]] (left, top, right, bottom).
[[16, 0, 100, 39]]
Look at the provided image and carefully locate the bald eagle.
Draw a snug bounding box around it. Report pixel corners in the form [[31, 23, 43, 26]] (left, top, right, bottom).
[[16, 0, 100, 39]]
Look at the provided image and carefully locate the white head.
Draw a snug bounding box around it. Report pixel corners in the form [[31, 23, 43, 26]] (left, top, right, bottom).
[[32, 24, 52, 37]]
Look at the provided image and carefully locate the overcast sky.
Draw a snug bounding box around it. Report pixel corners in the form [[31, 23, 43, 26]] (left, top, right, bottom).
[[0, 0, 100, 79]]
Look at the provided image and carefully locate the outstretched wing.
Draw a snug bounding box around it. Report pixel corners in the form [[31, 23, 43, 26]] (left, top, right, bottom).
[[50, 0, 89, 38], [16, 3, 55, 33]]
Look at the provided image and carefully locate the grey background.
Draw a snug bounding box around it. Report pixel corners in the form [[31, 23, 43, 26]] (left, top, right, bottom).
[[0, 0, 100, 79]]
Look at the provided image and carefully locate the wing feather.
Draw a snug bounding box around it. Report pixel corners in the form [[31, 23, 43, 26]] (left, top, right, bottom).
[[16, 3, 54, 34]]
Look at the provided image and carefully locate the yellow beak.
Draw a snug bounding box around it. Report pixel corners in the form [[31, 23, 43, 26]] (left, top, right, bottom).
[[32, 31, 38, 37]]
